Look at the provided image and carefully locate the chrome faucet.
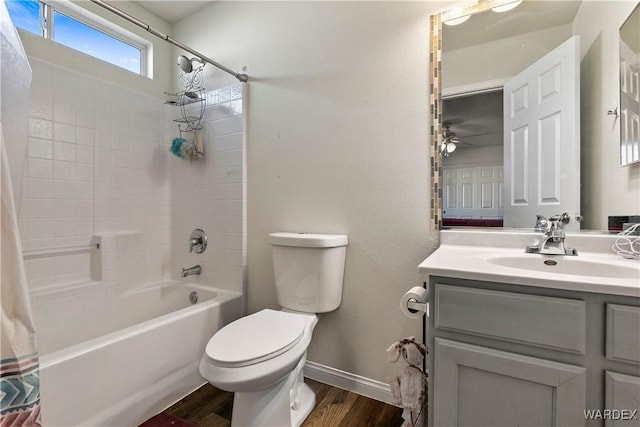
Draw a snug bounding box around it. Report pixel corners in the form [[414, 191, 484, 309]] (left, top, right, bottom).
[[533, 215, 548, 232], [526, 213, 577, 255], [181, 265, 202, 277], [189, 229, 207, 253]]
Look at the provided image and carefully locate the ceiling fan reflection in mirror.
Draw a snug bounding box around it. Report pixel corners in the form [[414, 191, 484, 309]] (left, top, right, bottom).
[[440, 122, 489, 156], [440, 123, 459, 156]]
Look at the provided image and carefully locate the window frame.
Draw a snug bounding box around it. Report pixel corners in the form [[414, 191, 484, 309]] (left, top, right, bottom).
[[8, 0, 150, 77]]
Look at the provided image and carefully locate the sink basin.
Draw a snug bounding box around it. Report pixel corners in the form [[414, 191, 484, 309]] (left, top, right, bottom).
[[419, 230, 640, 297], [485, 255, 638, 280]]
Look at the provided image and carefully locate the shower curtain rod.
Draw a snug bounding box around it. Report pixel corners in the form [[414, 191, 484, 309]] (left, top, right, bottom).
[[89, 0, 249, 82]]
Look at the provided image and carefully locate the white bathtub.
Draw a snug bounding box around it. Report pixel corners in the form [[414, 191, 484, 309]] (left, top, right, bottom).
[[32, 281, 242, 427]]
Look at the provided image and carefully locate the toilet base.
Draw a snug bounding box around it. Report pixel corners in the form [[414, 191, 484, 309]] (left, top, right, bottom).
[[291, 382, 315, 427], [230, 356, 315, 427]]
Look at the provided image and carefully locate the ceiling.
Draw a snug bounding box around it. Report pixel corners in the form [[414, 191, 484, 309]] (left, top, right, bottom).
[[134, 1, 214, 24], [139, 0, 581, 29]]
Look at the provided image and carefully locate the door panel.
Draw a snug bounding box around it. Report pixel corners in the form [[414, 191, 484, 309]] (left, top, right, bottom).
[[504, 36, 580, 229]]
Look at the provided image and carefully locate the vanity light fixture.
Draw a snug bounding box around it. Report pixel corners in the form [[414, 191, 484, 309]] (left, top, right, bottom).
[[491, 0, 523, 13], [443, 14, 471, 26], [441, 4, 473, 26], [442, 0, 524, 25]]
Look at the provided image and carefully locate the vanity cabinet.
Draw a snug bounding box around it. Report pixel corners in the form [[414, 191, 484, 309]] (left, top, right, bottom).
[[434, 339, 587, 426], [604, 305, 640, 427], [605, 371, 640, 427], [427, 277, 640, 427]]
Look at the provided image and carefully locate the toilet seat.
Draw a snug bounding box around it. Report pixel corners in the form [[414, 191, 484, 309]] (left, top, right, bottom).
[[205, 309, 305, 368]]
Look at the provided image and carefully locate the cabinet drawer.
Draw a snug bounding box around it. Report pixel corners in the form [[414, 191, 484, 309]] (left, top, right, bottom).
[[606, 304, 640, 365], [435, 284, 586, 353]]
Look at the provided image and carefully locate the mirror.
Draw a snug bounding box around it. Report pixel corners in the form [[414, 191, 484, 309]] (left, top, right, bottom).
[[620, 2, 640, 166], [432, 0, 640, 232]]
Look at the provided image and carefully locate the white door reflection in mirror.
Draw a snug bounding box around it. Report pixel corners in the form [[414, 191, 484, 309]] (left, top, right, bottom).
[[503, 36, 580, 230]]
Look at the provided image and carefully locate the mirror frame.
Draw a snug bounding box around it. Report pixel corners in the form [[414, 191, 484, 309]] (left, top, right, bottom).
[[429, 1, 516, 231], [428, 13, 442, 232], [619, 2, 640, 166]]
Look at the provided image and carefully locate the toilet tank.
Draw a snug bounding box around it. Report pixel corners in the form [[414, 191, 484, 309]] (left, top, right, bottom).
[[269, 232, 348, 313]]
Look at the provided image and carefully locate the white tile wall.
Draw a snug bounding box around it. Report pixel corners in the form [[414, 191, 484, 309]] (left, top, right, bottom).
[[20, 58, 171, 292], [19, 59, 246, 297], [94, 232, 148, 289], [169, 84, 245, 292]]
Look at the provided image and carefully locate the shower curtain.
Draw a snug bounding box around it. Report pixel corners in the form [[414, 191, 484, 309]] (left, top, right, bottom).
[[0, 0, 41, 425]]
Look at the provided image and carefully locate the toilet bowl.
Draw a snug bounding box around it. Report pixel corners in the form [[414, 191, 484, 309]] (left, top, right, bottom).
[[199, 232, 348, 427], [199, 309, 318, 427]]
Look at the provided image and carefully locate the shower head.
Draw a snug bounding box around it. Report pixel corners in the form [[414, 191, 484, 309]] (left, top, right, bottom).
[[177, 55, 204, 74], [177, 55, 193, 73]]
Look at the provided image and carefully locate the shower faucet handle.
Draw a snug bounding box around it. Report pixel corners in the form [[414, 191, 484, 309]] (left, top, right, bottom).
[[189, 229, 208, 253]]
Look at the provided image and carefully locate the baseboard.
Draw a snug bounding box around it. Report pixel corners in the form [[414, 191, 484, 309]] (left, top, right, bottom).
[[303, 361, 396, 406]]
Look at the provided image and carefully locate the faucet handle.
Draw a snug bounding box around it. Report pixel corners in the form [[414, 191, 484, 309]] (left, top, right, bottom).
[[189, 229, 208, 253], [549, 212, 571, 224], [545, 212, 571, 233], [189, 237, 202, 252], [534, 215, 548, 232]]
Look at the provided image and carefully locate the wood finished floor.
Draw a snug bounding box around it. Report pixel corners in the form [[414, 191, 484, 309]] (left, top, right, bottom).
[[163, 379, 404, 427]]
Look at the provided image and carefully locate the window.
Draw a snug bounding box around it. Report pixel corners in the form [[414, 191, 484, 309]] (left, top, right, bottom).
[[6, 0, 148, 76], [6, 0, 41, 36], [53, 11, 142, 74]]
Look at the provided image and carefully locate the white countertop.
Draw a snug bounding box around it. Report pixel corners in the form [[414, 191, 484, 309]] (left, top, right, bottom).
[[419, 230, 640, 297]]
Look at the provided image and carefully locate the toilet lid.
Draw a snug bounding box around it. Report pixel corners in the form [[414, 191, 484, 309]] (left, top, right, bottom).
[[205, 309, 305, 367]]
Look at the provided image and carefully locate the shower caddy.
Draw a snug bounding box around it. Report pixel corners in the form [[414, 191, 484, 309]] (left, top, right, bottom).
[[165, 63, 206, 134], [166, 59, 206, 159]]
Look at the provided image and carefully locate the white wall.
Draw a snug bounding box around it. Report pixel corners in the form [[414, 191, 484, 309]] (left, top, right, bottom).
[[443, 24, 572, 91], [573, 1, 640, 229], [173, 1, 438, 384]]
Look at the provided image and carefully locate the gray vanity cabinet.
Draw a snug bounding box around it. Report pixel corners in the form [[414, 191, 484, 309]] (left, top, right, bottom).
[[427, 277, 640, 427], [604, 305, 640, 427], [605, 371, 640, 427], [434, 338, 587, 426]]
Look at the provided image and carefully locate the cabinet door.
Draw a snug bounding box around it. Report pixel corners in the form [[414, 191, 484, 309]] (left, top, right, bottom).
[[605, 371, 640, 427], [434, 338, 586, 427], [606, 304, 640, 365]]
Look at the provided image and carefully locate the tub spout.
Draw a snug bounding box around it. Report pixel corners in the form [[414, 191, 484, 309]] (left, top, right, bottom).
[[181, 265, 202, 278]]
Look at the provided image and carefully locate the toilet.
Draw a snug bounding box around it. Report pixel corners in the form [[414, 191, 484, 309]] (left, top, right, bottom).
[[199, 232, 348, 427]]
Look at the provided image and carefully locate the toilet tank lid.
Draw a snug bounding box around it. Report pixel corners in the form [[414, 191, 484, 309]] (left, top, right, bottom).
[[269, 232, 348, 248]]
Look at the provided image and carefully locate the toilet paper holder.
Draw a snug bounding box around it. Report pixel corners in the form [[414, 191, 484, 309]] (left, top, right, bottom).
[[406, 297, 428, 314], [401, 285, 429, 318]]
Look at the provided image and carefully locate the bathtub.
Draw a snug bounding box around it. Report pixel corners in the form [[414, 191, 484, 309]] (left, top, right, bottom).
[[32, 281, 242, 427]]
